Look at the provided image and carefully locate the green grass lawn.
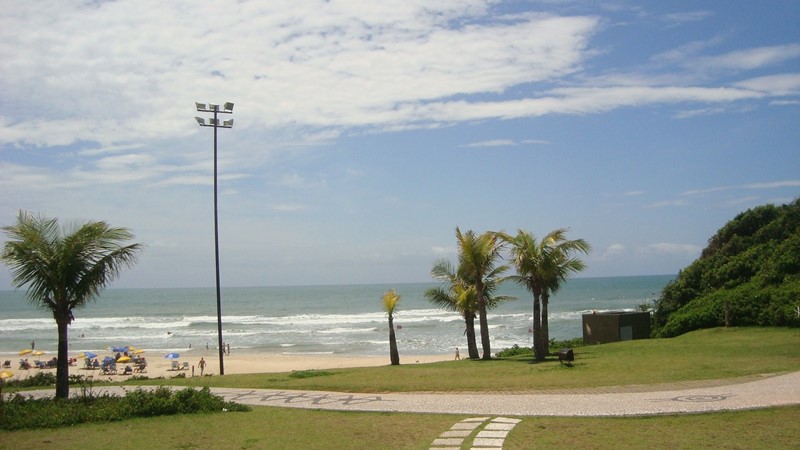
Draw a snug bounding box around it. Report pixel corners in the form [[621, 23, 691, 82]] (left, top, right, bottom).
[[2, 327, 799, 449], [130, 327, 800, 393]]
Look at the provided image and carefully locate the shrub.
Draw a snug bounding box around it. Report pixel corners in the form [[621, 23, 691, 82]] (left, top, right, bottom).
[[496, 344, 533, 357], [0, 386, 250, 430]]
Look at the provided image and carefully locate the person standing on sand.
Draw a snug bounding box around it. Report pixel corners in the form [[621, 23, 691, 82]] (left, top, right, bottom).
[[198, 357, 206, 376], [454, 348, 460, 360]]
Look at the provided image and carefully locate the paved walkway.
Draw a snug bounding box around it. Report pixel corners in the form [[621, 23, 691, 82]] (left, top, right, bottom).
[[203, 371, 800, 416], [21, 370, 799, 417]]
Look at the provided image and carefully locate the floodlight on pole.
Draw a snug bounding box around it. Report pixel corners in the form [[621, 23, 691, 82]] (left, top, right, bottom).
[[195, 100, 234, 376]]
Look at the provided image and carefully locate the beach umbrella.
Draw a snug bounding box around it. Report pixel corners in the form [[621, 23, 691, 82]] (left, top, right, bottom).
[[117, 356, 132, 363], [81, 351, 97, 359], [164, 352, 180, 359], [111, 346, 129, 353], [18, 349, 32, 356], [32, 351, 45, 356], [133, 349, 146, 355], [102, 356, 115, 363], [0, 370, 13, 379]]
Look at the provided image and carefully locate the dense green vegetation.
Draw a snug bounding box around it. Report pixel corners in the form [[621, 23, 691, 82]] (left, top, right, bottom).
[[653, 199, 800, 337], [0, 386, 249, 431]]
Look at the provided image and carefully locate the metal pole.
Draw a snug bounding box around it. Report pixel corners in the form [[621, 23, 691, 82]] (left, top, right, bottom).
[[212, 106, 225, 375]]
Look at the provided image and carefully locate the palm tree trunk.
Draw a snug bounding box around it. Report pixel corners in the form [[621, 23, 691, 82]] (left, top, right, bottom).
[[55, 316, 70, 399], [541, 290, 550, 357], [533, 291, 544, 361], [465, 313, 479, 359], [477, 289, 492, 360], [388, 314, 399, 365]]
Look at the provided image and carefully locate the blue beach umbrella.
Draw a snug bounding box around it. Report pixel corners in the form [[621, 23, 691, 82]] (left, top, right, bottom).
[[103, 356, 115, 363], [83, 352, 97, 359], [111, 346, 129, 353], [164, 353, 180, 359]]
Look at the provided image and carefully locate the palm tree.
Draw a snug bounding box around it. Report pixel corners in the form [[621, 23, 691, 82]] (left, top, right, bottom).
[[426, 259, 480, 359], [381, 289, 401, 365], [539, 231, 590, 352], [499, 228, 589, 361], [455, 228, 508, 360], [2, 211, 143, 398]]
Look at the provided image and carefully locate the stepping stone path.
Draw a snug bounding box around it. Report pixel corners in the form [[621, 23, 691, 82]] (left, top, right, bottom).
[[430, 416, 521, 449]]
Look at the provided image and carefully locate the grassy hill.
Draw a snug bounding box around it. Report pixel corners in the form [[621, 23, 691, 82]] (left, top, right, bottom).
[[653, 199, 800, 337]]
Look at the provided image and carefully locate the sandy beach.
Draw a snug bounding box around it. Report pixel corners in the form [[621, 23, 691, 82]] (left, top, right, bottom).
[[10, 351, 452, 381]]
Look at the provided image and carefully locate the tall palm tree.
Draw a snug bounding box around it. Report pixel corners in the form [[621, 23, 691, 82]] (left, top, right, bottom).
[[539, 230, 590, 353], [381, 289, 401, 365], [426, 259, 480, 359], [499, 228, 589, 361], [2, 211, 143, 398], [455, 228, 508, 360]]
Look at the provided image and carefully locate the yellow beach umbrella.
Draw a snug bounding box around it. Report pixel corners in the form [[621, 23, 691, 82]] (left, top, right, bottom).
[[117, 356, 132, 363], [19, 349, 32, 356], [133, 349, 146, 355], [32, 351, 45, 356], [0, 370, 13, 379]]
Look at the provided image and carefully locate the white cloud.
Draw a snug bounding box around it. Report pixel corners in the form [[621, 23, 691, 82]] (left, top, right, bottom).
[[659, 10, 714, 25], [643, 243, 702, 256], [462, 138, 550, 148], [646, 199, 688, 208], [431, 246, 456, 256], [694, 44, 800, 71], [682, 180, 800, 196], [603, 243, 626, 257], [462, 139, 518, 148], [735, 74, 800, 96], [273, 203, 306, 212]]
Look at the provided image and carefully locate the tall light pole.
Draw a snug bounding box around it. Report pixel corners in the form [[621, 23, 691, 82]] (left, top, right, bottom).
[[195, 101, 233, 375]]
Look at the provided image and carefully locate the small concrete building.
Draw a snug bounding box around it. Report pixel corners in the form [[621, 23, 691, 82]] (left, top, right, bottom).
[[582, 311, 651, 345]]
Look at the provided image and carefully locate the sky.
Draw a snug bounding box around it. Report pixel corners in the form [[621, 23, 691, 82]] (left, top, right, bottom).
[[1, 0, 799, 290]]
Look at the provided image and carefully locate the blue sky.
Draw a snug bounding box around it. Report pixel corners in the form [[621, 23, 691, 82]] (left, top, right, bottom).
[[1, 0, 799, 289]]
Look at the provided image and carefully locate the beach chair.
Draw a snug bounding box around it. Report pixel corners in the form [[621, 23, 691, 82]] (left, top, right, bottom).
[[133, 361, 147, 373], [101, 363, 116, 375], [3, 360, 10, 368], [170, 360, 179, 371], [182, 361, 190, 371]]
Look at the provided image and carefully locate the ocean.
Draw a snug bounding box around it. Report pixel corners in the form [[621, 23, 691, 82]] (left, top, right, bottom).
[[0, 275, 673, 359]]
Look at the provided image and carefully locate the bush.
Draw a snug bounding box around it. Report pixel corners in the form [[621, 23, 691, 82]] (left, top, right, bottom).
[[549, 337, 584, 352], [0, 386, 250, 430], [496, 344, 533, 357], [497, 338, 584, 358]]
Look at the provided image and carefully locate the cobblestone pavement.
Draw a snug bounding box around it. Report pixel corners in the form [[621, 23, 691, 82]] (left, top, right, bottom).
[[20, 371, 800, 417], [204, 371, 800, 416]]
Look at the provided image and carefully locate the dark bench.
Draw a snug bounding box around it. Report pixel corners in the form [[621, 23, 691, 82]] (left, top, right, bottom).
[[557, 348, 574, 366]]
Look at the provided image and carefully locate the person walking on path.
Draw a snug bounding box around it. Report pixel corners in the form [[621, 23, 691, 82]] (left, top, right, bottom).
[[198, 357, 206, 376]]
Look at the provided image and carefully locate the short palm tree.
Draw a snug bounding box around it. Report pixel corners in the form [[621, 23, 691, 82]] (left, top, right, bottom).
[[500, 228, 590, 361], [381, 289, 401, 365], [426, 259, 480, 359], [2, 211, 143, 398], [455, 228, 508, 360]]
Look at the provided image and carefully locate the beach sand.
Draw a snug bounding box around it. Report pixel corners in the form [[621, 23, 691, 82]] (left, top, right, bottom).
[[11, 350, 452, 381]]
